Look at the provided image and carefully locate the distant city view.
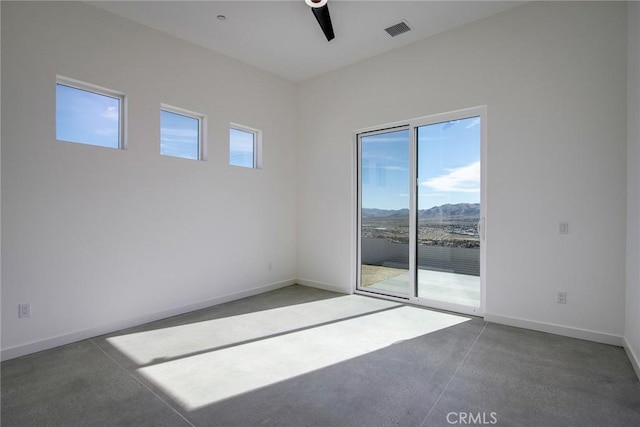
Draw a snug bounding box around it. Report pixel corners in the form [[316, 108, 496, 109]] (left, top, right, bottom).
[[361, 202, 480, 248]]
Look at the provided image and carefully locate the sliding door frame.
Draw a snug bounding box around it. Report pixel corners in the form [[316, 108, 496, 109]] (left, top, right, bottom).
[[354, 106, 487, 317], [356, 124, 413, 299]]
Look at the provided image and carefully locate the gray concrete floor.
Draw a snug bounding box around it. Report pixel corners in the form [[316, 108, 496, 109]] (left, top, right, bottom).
[[2, 285, 639, 426]]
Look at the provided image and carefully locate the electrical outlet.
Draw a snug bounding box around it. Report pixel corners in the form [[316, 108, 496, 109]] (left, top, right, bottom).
[[19, 303, 31, 318], [556, 291, 567, 304], [559, 221, 569, 234], [268, 262, 273, 271]]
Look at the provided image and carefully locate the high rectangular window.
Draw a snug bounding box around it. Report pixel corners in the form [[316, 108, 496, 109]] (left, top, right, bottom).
[[160, 105, 205, 160], [56, 77, 124, 149], [229, 124, 261, 169]]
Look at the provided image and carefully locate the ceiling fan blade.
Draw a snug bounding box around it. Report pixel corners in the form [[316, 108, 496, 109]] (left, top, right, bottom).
[[311, 4, 335, 42]]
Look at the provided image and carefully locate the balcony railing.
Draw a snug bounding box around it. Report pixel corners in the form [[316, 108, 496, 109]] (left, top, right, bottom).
[[361, 237, 480, 277]]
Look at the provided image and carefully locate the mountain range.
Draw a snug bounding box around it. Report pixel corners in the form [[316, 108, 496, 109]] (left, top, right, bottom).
[[362, 203, 480, 220]]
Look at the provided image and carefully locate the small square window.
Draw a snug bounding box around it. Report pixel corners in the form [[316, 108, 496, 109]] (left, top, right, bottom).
[[56, 77, 124, 149], [230, 125, 261, 169], [160, 106, 205, 160]]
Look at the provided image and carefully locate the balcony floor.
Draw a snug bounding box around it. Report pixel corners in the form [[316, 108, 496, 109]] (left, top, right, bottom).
[[361, 265, 480, 308]]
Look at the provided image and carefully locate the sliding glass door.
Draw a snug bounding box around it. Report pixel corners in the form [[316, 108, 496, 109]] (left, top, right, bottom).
[[357, 108, 485, 315], [358, 128, 411, 298], [416, 117, 481, 308]]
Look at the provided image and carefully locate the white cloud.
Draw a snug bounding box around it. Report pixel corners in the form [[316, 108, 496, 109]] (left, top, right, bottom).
[[362, 163, 407, 173], [102, 106, 119, 121], [420, 161, 480, 193], [161, 127, 198, 143], [95, 128, 117, 136], [383, 165, 408, 172], [466, 117, 481, 129]]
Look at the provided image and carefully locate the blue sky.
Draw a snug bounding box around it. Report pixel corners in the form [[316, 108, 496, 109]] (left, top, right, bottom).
[[57, 84, 202, 159], [57, 85, 477, 193], [229, 128, 255, 168], [361, 116, 480, 210], [56, 84, 120, 148], [160, 110, 199, 160]]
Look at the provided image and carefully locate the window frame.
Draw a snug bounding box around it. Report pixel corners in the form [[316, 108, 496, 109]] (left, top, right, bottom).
[[55, 75, 127, 149], [229, 123, 262, 169], [160, 104, 207, 161]]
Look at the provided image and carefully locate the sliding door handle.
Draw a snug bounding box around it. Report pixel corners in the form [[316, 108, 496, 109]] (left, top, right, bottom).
[[477, 217, 486, 241]]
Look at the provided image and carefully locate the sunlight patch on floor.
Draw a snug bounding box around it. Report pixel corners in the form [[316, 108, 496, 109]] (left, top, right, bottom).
[[137, 306, 469, 410], [107, 295, 401, 365]]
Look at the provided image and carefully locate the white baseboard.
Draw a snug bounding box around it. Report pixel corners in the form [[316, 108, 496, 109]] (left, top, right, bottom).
[[1, 279, 296, 361], [623, 337, 640, 380], [484, 313, 624, 347], [296, 278, 352, 295]]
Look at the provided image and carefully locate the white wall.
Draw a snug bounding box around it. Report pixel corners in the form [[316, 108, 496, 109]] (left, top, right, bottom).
[[296, 2, 628, 341], [0, 2, 3, 343], [626, 0, 640, 376], [2, 1, 634, 360], [1, 2, 297, 359]]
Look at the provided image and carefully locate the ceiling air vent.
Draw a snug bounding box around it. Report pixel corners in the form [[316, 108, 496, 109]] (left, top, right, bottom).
[[384, 20, 411, 37]]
